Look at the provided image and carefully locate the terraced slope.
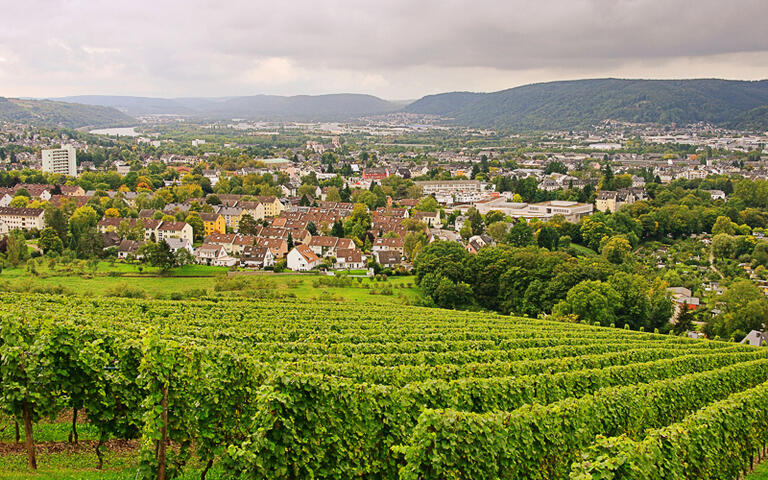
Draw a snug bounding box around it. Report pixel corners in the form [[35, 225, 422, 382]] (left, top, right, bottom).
[[1, 293, 765, 479]]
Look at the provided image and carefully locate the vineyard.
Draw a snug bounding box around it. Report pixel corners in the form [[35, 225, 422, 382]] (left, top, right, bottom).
[[2, 293, 768, 479]]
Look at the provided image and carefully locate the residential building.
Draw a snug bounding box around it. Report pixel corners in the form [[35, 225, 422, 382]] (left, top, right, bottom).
[[287, 244, 321, 271], [164, 237, 194, 254], [412, 211, 441, 227], [373, 237, 405, 254], [374, 250, 403, 269], [595, 188, 646, 213], [308, 236, 355, 258], [257, 196, 284, 217], [195, 244, 237, 266], [216, 206, 243, 231], [199, 212, 226, 236], [335, 248, 365, 270], [707, 190, 727, 200], [240, 245, 275, 268], [256, 237, 289, 258], [155, 221, 194, 244], [117, 239, 142, 259], [41, 145, 77, 177], [741, 330, 768, 347], [0, 207, 45, 230], [415, 180, 482, 195]]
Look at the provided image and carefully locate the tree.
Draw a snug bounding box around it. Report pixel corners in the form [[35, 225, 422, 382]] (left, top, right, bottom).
[[599, 163, 615, 191], [601, 237, 632, 264], [44, 207, 68, 241], [104, 208, 120, 218], [544, 160, 567, 175], [537, 226, 560, 250], [413, 241, 469, 285], [145, 240, 176, 272], [205, 195, 221, 206], [553, 280, 621, 326], [467, 207, 484, 235], [712, 233, 737, 259], [5, 230, 29, 265], [414, 196, 438, 212], [174, 248, 195, 267], [237, 214, 260, 236], [325, 187, 341, 202], [331, 219, 345, 238], [39, 227, 64, 255], [712, 215, 736, 235], [423, 274, 473, 309], [184, 214, 205, 242], [487, 222, 509, 243], [710, 279, 768, 340], [484, 210, 505, 226], [608, 272, 652, 330], [507, 220, 533, 247], [69, 206, 102, 258], [287, 233, 294, 251], [459, 222, 472, 240], [403, 231, 428, 260], [306, 221, 318, 236], [343, 203, 371, 240], [580, 217, 613, 252], [9, 196, 29, 207], [674, 303, 694, 334]]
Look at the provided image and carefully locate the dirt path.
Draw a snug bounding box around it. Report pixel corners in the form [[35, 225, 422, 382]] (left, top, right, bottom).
[[709, 248, 724, 279], [0, 438, 138, 456]]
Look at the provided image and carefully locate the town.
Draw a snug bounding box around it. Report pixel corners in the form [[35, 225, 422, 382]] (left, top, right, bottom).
[[1, 117, 768, 347]]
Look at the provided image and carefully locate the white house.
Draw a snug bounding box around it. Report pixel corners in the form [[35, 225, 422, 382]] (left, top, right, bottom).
[[155, 221, 194, 244], [164, 237, 194, 255], [240, 245, 275, 269], [287, 244, 321, 271], [196, 244, 237, 266], [707, 190, 727, 201], [334, 248, 365, 270]]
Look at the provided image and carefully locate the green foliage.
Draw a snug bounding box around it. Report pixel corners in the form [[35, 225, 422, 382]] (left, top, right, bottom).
[[404, 78, 768, 130], [0, 97, 133, 128], [38, 229, 63, 256]]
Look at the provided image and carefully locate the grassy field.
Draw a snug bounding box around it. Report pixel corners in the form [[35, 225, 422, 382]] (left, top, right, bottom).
[[748, 462, 768, 480], [0, 261, 422, 305]]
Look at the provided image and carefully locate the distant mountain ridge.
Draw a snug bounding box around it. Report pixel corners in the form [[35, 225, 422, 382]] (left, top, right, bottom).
[[405, 78, 768, 130], [0, 97, 133, 129], [54, 94, 400, 120], [30, 78, 768, 131]]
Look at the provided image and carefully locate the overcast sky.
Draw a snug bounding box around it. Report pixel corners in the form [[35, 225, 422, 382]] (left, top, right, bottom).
[[1, 0, 767, 99]]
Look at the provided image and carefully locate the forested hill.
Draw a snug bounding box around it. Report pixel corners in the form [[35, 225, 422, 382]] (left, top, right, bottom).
[[405, 78, 768, 130], [0, 97, 133, 129]]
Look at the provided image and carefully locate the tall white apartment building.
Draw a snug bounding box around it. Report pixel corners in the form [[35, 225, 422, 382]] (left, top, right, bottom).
[[41, 144, 77, 177]]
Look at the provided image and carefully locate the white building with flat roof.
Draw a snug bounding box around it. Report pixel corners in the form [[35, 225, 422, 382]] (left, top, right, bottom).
[[41, 144, 77, 177], [474, 198, 593, 223]]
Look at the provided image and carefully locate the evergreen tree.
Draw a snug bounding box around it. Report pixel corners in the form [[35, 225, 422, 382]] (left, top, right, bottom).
[[331, 220, 345, 238], [674, 303, 694, 335], [287, 233, 294, 251]]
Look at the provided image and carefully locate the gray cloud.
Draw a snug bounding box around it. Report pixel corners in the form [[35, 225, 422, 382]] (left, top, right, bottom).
[[0, 0, 766, 98]]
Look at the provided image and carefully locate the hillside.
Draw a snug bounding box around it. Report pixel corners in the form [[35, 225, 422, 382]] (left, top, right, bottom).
[[56, 93, 400, 120], [54, 95, 196, 115], [2, 292, 768, 478], [405, 78, 768, 130], [0, 97, 133, 128]]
